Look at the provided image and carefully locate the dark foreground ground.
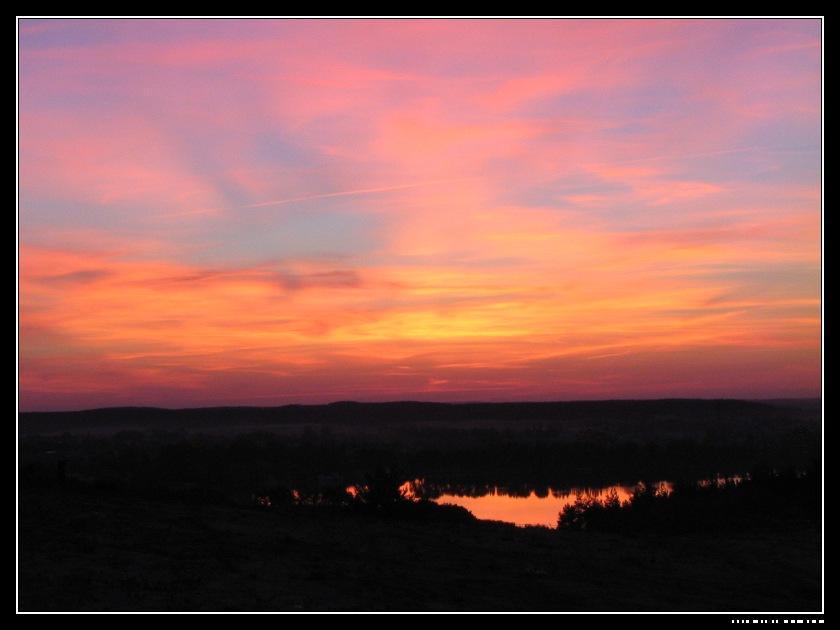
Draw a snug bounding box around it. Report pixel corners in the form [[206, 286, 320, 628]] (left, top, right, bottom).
[[18, 485, 821, 612]]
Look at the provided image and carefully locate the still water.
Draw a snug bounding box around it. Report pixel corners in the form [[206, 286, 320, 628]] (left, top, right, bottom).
[[423, 476, 745, 527], [334, 476, 743, 529], [428, 482, 671, 528]]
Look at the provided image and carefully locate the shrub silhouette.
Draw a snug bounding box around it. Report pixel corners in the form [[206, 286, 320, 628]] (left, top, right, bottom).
[[558, 469, 819, 534], [352, 467, 414, 513], [558, 488, 624, 531]]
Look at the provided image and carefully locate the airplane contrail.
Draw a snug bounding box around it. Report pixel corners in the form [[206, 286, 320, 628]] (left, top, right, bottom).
[[242, 177, 468, 209], [161, 177, 469, 218]]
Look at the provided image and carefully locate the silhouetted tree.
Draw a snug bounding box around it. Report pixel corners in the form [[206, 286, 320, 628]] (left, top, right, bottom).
[[353, 467, 413, 513]]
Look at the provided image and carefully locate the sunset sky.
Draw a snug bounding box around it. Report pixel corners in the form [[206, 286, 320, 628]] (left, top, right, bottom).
[[18, 19, 821, 411]]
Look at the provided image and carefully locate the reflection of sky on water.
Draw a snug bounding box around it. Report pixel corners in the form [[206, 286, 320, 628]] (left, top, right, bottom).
[[432, 482, 672, 528]]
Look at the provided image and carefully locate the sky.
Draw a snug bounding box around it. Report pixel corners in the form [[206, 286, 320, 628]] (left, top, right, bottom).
[[18, 19, 822, 411]]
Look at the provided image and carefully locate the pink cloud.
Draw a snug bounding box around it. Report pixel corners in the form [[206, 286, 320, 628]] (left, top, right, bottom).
[[18, 19, 822, 409]]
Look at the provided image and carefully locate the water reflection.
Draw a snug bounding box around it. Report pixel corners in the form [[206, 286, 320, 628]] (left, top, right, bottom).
[[307, 476, 746, 528], [420, 475, 748, 527], [427, 482, 672, 528]]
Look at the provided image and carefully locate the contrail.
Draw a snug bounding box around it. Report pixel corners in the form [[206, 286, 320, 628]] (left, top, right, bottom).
[[242, 178, 467, 209], [161, 177, 468, 219]]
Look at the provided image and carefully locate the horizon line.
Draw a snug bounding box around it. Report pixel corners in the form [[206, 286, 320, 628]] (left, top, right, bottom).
[[17, 395, 822, 415]]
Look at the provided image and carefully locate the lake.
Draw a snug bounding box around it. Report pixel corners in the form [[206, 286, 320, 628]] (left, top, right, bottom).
[[340, 475, 745, 528], [427, 482, 671, 527], [417, 475, 746, 527]]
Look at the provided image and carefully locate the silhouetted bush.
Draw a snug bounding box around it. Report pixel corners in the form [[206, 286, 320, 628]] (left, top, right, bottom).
[[558, 468, 820, 534], [352, 467, 413, 512]]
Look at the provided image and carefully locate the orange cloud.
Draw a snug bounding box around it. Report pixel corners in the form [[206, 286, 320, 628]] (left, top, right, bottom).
[[18, 19, 822, 409]]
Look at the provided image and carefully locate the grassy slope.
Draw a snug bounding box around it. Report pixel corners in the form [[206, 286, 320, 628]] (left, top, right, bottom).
[[18, 487, 821, 612]]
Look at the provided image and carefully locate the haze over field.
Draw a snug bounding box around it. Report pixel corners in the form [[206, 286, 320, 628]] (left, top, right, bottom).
[[19, 19, 821, 410]]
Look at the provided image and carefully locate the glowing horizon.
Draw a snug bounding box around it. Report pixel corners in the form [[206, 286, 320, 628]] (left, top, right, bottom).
[[19, 19, 821, 411]]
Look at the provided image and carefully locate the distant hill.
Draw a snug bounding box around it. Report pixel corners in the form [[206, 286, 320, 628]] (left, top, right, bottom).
[[18, 398, 820, 437]]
